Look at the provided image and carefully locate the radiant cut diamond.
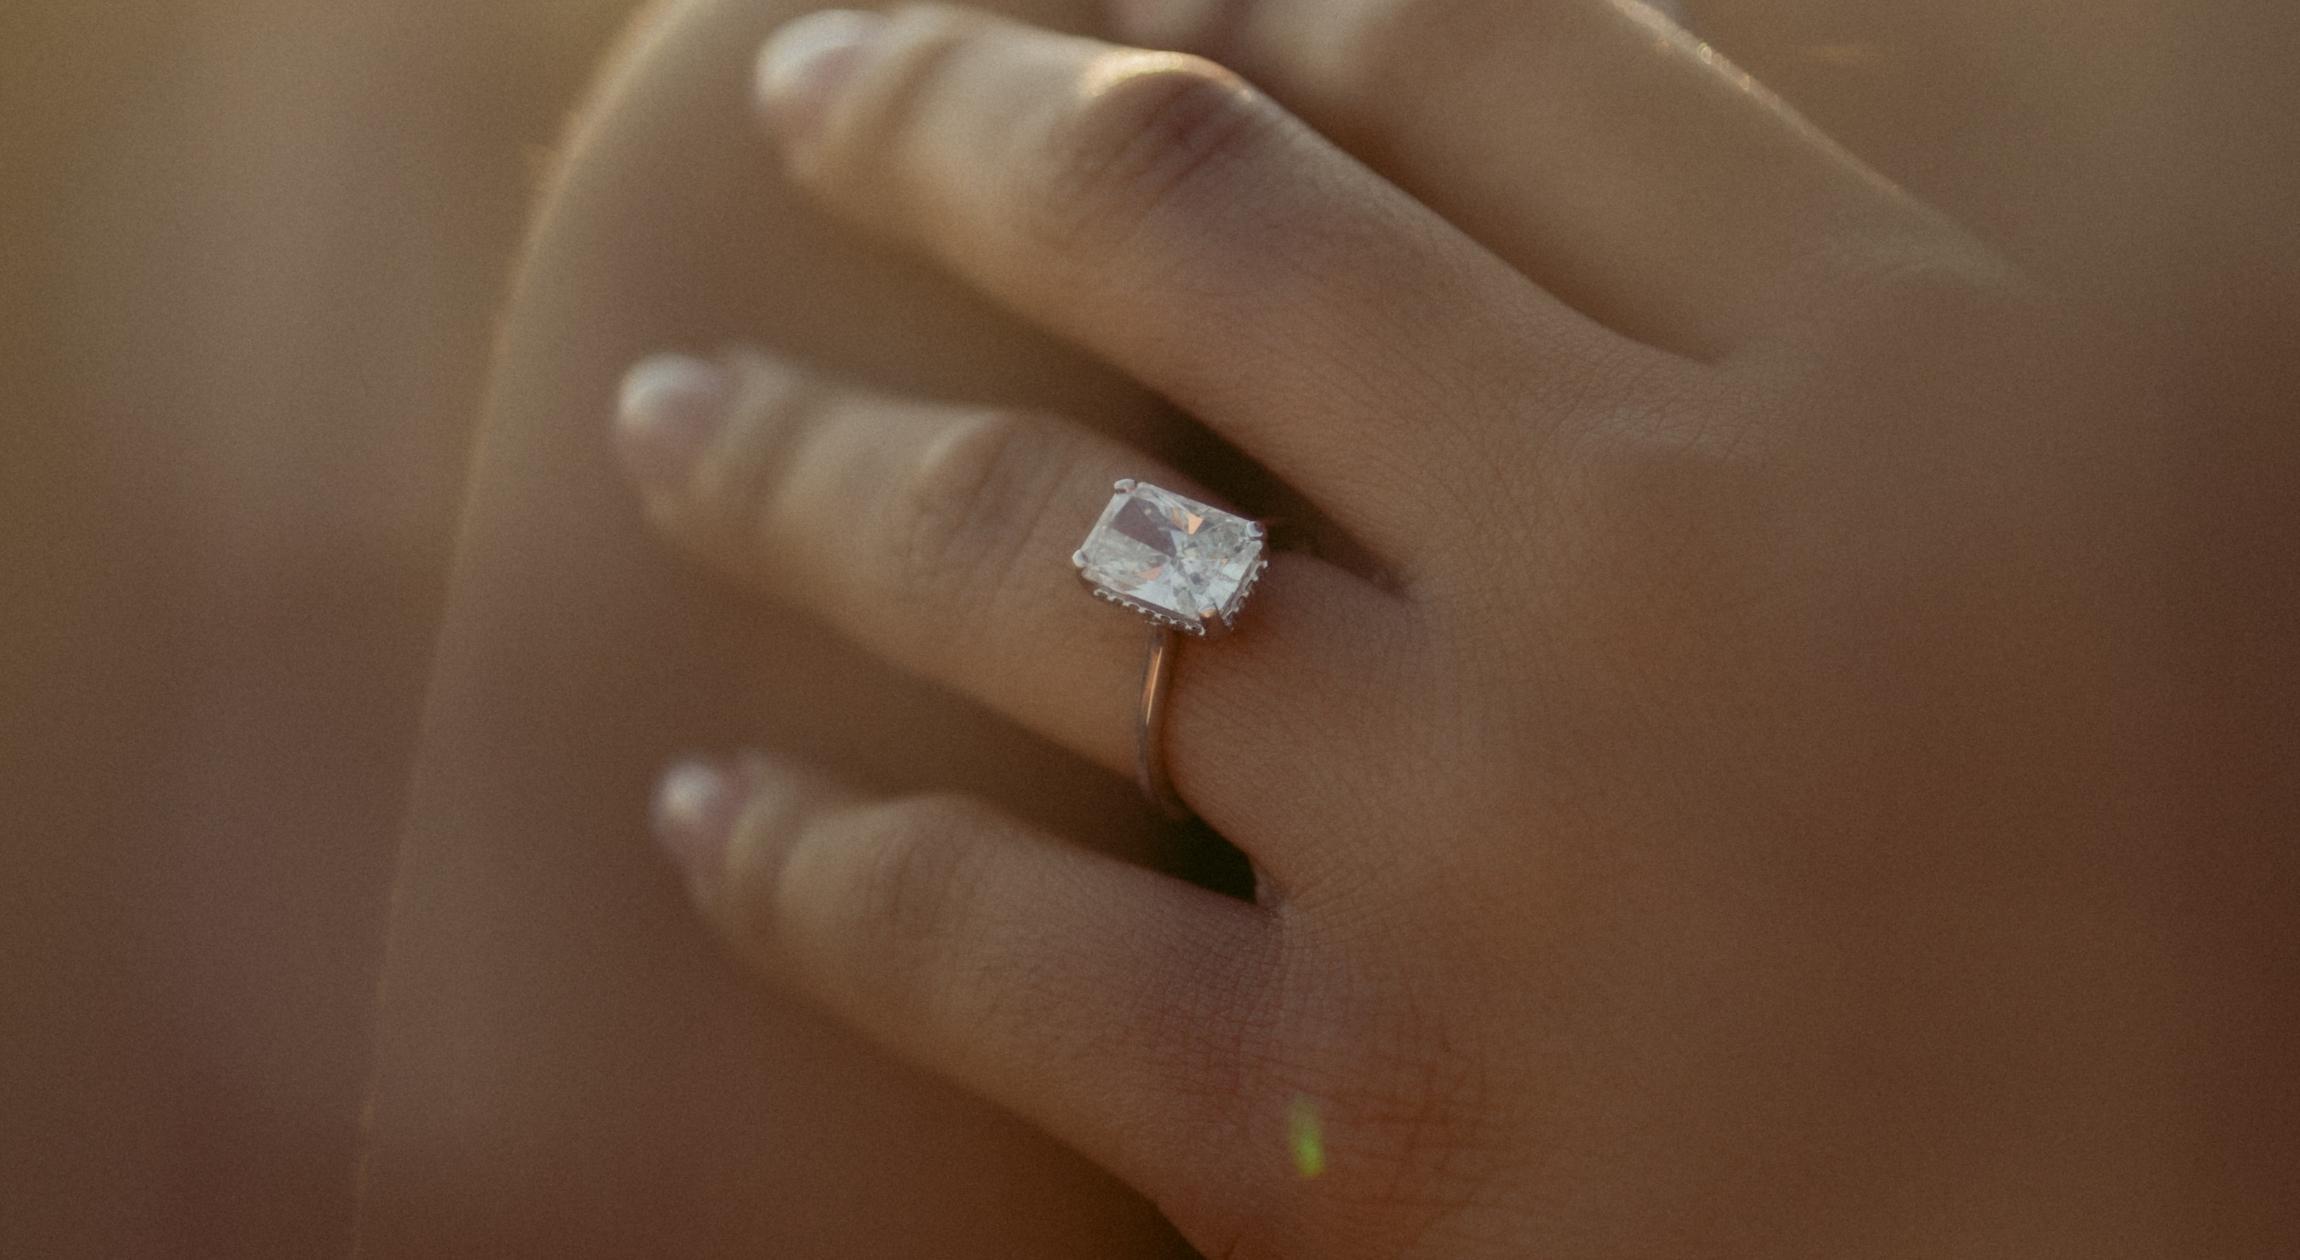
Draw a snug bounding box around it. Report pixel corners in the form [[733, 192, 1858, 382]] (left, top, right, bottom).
[[1075, 481, 1266, 635]]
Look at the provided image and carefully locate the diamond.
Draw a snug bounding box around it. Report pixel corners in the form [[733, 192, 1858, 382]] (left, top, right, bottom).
[[1074, 481, 1266, 635]]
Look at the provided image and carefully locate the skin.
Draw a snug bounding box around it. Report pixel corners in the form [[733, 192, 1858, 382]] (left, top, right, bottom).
[[596, 2, 2289, 1257], [367, 2, 1199, 1254], [375, 0, 2298, 1255], [4, 0, 2288, 1255]]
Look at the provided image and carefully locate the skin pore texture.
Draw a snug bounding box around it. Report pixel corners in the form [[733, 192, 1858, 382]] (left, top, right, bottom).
[[363, 1, 2297, 1256]]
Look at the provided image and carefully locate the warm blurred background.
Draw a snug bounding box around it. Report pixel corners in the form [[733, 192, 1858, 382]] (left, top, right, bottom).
[[2, 1, 2294, 1257], [1, 4, 641, 1253]]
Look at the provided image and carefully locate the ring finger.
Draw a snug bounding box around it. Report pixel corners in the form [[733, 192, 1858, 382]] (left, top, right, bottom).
[[616, 345, 1415, 872]]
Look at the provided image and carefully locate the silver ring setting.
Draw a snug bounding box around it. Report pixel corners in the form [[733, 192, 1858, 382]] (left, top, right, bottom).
[[1073, 480, 1270, 816]]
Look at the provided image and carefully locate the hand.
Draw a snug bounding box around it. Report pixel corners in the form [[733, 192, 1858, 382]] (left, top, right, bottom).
[[612, 4, 2231, 1255]]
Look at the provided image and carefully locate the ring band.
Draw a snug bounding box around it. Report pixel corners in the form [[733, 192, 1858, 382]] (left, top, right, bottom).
[[1074, 479, 1270, 816], [1136, 626, 1188, 819]]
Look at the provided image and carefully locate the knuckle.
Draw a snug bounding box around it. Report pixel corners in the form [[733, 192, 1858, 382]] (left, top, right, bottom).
[[1016, 54, 1269, 255], [885, 409, 1066, 646], [837, 795, 999, 963]]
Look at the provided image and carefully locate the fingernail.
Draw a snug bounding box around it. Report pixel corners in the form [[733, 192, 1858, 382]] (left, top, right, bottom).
[[651, 757, 748, 882], [616, 353, 729, 490], [754, 9, 888, 147]]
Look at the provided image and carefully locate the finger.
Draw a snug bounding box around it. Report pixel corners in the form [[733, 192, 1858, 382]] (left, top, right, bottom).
[[430, 1, 1228, 1252], [616, 345, 1413, 876], [1111, 0, 1977, 358], [748, 5, 1663, 564], [651, 754, 1280, 1237]]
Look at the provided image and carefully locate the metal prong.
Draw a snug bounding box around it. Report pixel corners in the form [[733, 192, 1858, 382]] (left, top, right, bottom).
[[1072, 549, 1090, 569], [1113, 478, 1137, 492]]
